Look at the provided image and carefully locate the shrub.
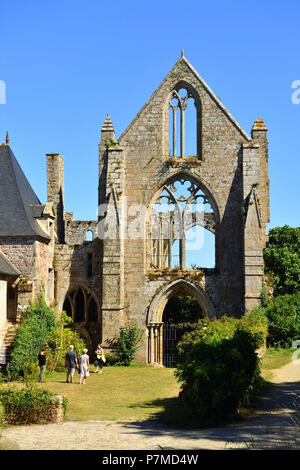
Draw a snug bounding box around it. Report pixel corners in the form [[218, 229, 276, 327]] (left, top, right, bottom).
[[46, 311, 86, 372], [263, 293, 300, 348], [10, 294, 56, 379], [22, 358, 40, 385], [175, 312, 267, 424], [264, 225, 300, 296], [0, 384, 59, 424], [113, 321, 143, 366], [103, 352, 119, 366], [0, 401, 4, 427]]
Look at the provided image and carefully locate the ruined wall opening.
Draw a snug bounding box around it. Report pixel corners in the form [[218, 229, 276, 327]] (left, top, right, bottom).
[[168, 84, 201, 158], [62, 286, 100, 324], [162, 294, 204, 368], [150, 176, 216, 270], [86, 230, 94, 241], [63, 296, 72, 318], [147, 278, 216, 366]]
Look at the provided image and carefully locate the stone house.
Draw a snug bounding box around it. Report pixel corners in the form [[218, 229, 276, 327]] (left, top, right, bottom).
[[0, 54, 269, 366]]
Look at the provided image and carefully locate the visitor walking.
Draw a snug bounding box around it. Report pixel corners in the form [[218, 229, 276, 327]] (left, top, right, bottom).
[[79, 348, 90, 384], [94, 343, 105, 373], [38, 347, 47, 382], [65, 345, 78, 383]]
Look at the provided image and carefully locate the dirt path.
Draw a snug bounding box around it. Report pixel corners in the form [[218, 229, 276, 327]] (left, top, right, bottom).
[[2, 360, 300, 451]]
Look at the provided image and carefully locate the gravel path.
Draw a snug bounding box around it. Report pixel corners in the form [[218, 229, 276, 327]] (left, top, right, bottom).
[[2, 360, 300, 451]]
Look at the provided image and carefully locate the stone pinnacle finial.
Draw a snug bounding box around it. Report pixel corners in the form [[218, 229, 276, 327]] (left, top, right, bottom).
[[252, 118, 267, 131], [181, 49, 184, 58], [101, 114, 115, 142], [5, 131, 9, 145], [102, 114, 114, 132]]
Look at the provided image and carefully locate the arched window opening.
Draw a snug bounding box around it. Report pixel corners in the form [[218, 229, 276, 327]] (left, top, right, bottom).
[[150, 177, 216, 270], [162, 294, 204, 367], [74, 288, 85, 322], [168, 87, 200, 158], [63, 286, 99, 324], [63, 296, 73, 319], [86, 230, 94, 241]]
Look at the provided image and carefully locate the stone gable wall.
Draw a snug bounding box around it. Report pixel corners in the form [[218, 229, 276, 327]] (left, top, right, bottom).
[[98, 58, 268, 362]]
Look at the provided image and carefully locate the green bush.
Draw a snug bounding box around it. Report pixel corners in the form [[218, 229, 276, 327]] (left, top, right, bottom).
[[263, 293, 300, 348], [10, 294, 56, 379], [103, 352, 119, 366], [0, 401, 4, 427], [175, 312, 267, 424], [113, 321, 143, 366], [22, 358, 40, 385], [46, 311, 86, 372], [264, 225, 300, 296], [0, 384, 58, 424]]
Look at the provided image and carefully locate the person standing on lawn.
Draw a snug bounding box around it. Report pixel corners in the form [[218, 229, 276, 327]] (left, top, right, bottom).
[[94, 343, 105, 373], [65, 345, 78, 383], [79, 348, 90, 384], [38, 347, 47, 382]]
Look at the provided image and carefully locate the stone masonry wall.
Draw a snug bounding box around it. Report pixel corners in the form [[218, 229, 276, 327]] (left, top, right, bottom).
[[65, 220, 98, 245], [0, 238, 55, 315], [99, 56, 268, 362]]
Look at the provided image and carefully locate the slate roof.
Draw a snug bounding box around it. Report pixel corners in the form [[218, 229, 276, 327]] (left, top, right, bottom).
[[0, 250, 20, 276], [0, 144, 50, 240]]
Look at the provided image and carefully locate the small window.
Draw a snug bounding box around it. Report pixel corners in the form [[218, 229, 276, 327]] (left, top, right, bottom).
[[86, 230, 94, 241]]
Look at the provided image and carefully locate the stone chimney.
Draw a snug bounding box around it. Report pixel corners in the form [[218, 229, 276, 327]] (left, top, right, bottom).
[[46, 153, 65, 243]]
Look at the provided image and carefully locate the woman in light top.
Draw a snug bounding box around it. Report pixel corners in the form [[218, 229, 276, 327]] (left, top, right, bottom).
[[79, 348, 90, 384], [94, 344, 105, 374]]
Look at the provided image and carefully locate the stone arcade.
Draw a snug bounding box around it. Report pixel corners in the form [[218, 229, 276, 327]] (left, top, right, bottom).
[[0, 54, 269, 365]]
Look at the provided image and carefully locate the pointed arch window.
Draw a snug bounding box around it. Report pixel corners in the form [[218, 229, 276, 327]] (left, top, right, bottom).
[[62, 286, 100, 323], [168, 86, 201, 158], [150, 177, 216, 270]]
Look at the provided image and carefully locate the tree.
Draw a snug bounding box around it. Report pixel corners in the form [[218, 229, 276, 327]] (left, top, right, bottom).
[[113, 321, 143, 366], [264, 225, 300, 296], [163, 296, 204, 325], [46, 311, 86, 372], [263, 293, 300, 348], [10, 294, 56, 379], [174, 313, 267, 424]]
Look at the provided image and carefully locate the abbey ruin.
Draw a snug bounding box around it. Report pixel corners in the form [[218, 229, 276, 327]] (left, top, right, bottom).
[[0, 54, 270, 365]]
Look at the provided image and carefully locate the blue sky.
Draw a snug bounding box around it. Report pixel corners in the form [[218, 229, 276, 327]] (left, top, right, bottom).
[[0, 0, 299, 231]]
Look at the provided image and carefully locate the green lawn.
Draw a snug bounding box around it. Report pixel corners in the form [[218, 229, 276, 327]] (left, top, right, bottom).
[[260, 347, 295, 380], [20, 348, 297, 427], [39, 364, 181, 423]]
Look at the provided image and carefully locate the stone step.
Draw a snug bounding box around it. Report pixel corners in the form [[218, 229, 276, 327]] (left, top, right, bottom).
[[0, 322, 20, 365]]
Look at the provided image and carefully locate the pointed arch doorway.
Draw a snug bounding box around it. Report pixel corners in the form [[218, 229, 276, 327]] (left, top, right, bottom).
[[162, 295, 204, 368], [147, 279, 216, 366]]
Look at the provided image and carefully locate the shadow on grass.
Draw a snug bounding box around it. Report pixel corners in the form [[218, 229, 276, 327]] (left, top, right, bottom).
[[128, 379, 275, 430], [129, 396, 236, 430], [123, 380, 300, 449]]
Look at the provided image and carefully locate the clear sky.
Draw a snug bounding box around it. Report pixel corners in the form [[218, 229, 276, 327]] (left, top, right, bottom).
[[0, 0, 299, 232]]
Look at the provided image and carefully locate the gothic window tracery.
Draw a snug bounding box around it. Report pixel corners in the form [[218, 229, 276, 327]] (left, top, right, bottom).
[[63, 286, 99, 323], [150, 177, 216, 269], [168, 86, 200, 158]]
